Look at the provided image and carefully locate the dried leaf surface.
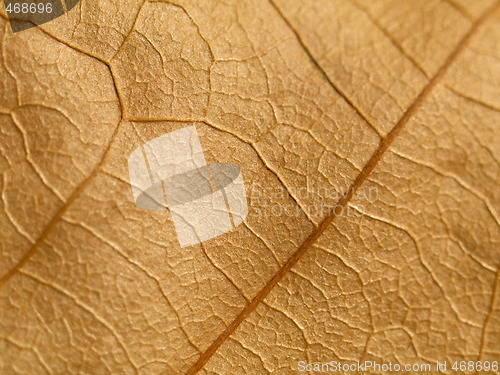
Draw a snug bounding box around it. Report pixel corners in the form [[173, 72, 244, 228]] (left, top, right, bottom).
[[0, 0, 499, 374]]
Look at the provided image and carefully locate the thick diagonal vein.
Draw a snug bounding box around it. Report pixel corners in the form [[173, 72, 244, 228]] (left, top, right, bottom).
[[0, 0, 159, 289], [0, 119, 122, 289], [479, 266, 500, 360], [0, 53, 124, 290], [186, 3, 500, 374]]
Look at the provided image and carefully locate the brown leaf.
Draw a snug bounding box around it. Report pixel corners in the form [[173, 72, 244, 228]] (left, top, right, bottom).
[[0, 0, 499, 374]]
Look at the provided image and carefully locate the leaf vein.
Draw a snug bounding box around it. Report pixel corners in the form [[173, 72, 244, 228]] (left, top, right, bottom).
[[186, 3, 500, 373]]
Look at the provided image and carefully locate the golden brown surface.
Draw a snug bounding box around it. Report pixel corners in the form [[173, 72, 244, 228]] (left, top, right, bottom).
[[0, 0, 499, 374]]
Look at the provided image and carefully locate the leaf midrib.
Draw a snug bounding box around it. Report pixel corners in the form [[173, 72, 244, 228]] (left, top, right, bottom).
[[0, 1, 498, 373], [186, 2, 500, 373]]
